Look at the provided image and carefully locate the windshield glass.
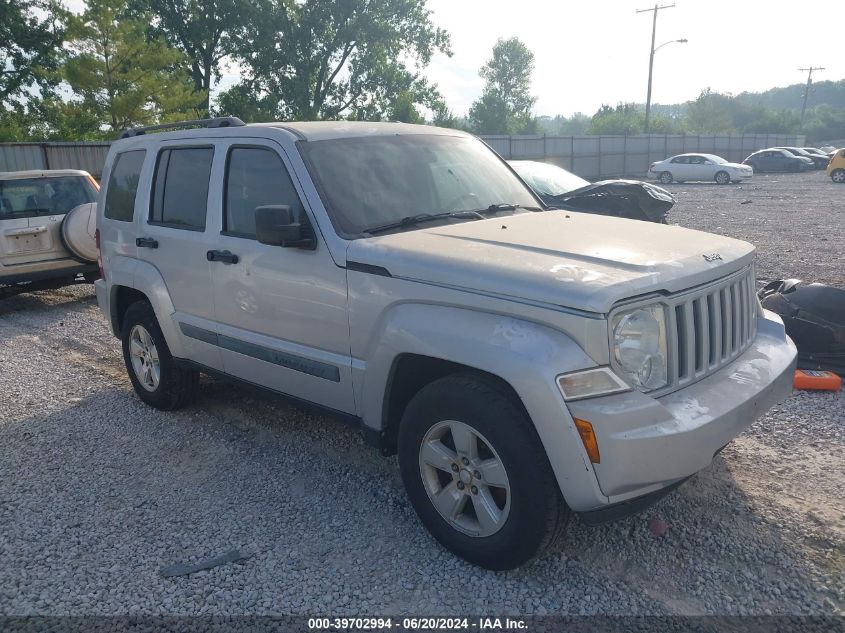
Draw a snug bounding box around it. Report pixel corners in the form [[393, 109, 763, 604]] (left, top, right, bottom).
[[509, 160, 589, 196], [702, 154, 728, 164], [0, 176, 97, 220], [300, 134, 540, 237]]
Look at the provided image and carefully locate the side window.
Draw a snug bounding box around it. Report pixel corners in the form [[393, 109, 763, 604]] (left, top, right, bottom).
[[224, 147, 304, 237], [104, 150, 146, 222], [150, 147, 213, 230], [670, 156, 687, 164]]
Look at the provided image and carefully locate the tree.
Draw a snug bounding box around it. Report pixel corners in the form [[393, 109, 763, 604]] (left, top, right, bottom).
[[468, 37, 536, 135], [63, 0, 201, 135], [389, 91, 422, 123], [0, 0, 65, 106], [685, 88, 734, 133], [134, 0, 248, 113], [221, 0, 450, 121]]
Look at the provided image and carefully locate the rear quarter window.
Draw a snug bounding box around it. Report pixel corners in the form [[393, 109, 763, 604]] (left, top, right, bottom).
[[104, 150, 146, 222]]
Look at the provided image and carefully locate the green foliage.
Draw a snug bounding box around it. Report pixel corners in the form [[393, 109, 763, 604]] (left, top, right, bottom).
[[217, 0, 450, 121], [389, 91, 422, 124], [537, 114, 590, 136], [468, 37, 536, 135], [0, 0, 65, 106], [430, 99, 459, 128], [63, 0, 202, 135], [802, 105, 845, 143], [133, 0, 249, 112], [685, 88, 734, 133], [585, 103, 683, 135]]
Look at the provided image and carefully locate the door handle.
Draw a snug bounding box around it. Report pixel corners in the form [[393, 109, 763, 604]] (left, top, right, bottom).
[[136, 237, 159, 249], [206, 249, 238, 264]]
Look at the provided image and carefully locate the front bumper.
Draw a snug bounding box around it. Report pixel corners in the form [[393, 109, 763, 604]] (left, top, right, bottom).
[[567, 311, 796, 507]]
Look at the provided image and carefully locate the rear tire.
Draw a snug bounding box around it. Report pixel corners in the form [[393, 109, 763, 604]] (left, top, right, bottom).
[[831, 169, 845, 184], [658, 171, 673, 184], [398, 373, 569, 570], [715, 171, 730, 185], [121, 301, 199, 410]]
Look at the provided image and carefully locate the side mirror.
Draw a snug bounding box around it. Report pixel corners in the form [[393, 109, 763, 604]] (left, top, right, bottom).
[[254, 205, 316, 249]]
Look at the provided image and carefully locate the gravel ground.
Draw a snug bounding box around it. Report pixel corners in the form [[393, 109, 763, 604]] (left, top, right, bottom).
[[0, 172, 843, 619], [667, 170, 845, 287]]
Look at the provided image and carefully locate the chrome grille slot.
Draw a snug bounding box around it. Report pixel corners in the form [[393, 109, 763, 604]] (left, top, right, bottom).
[[665, 266, 757, 391]]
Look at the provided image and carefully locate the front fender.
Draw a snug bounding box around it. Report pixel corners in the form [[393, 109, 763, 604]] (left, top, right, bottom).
[[361, 303, 609, 510]]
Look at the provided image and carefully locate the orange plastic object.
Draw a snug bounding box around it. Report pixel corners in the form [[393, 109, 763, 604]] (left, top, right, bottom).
[[793, 369, 841, 391]]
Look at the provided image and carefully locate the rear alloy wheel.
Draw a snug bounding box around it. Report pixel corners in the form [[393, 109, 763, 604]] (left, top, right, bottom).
[[121, 301, 199, 409], [398, 373, 569, 570], [831, 169, 845, 184], [658, 171, 673, 184], [715, 171, 730, 185]]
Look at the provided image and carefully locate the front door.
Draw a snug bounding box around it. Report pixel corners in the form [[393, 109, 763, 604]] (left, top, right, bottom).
[[137, 142, 223, 370], [207, 139, 355, 414]]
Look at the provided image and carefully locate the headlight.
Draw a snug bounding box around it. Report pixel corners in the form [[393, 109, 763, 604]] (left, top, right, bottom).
[[611, 305, 668, 391]]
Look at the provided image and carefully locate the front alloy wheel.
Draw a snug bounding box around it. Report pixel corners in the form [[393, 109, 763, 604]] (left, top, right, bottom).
[[419, 420, 511, 537], [398, 373, 569, 570]]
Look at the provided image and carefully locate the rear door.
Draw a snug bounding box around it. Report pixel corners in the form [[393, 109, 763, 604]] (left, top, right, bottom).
[[207, 138, 355, 414], [669, 156, 691, 179], [136, 142, 223, 370]]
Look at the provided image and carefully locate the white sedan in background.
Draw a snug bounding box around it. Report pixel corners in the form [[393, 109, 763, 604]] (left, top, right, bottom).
[[649, 153, 753, 185]]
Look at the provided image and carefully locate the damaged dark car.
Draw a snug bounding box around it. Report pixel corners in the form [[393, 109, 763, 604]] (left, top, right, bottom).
[[759, 279, 845, 375], [509, 160, 674, 224]]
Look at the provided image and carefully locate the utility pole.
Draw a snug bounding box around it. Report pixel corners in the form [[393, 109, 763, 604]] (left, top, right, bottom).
[[637, 3, 675, 134], [798, 66, 824, 127]]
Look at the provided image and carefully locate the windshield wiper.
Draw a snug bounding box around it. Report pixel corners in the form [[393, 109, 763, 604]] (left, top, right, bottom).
[[362, 210, 484, 235], [471, 203, 543, 215]]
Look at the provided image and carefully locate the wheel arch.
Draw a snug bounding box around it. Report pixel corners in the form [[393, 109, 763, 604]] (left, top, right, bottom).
[[359, 303, 606, 509]]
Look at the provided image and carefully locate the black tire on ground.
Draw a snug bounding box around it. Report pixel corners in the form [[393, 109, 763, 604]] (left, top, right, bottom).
[[121, 300, 199, 410], [831, 169, 845, 184], [715, 170, 730, 185], [658, 171, 673, 184], [397, 373, 570, 570]]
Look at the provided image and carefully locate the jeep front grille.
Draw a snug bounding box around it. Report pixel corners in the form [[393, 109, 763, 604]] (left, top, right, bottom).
[[666, 265, 758, 390]]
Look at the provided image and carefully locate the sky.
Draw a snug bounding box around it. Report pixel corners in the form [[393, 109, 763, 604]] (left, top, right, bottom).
[[64, 0, 845, 117]]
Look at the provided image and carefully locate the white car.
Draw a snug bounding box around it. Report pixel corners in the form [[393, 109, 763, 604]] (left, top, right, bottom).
[[648, 153, 753, 185], [1, 169, 100, 287]]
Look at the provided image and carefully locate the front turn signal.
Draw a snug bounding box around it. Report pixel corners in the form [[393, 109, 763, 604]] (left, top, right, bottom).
[[573, 418, 600, 464]]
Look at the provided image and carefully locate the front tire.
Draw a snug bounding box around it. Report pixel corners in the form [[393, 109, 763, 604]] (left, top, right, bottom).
[[121, 301, 199, 410], [831, 169, 845, 183], [715, 171, 730, 185], [398, 373, 569, 570], [658, 171, 673, 184]]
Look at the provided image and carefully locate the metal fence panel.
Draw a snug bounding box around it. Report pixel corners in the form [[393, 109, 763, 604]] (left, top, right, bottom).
[[480, 133, 806, 179], [44, 143, 111, 178], [0, 144, 45, 172]]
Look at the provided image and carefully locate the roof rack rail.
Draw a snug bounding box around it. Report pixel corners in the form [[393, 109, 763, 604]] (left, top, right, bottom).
[[119, 116, 246, 139]]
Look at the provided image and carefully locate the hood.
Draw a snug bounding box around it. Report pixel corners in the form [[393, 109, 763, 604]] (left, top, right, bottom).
[[545, 179, 674, 223], [724, 162, 751, 169], [347, 211, 756, 314]]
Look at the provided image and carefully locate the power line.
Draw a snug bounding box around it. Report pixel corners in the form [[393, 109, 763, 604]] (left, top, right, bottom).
[[637, 3, 676, 134], [798, 66, 824, 127]]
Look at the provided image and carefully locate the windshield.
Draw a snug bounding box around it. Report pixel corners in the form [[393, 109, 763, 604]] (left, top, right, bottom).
[[702, 154, 728, 164], [509, 160, 589, 196], [0, 176, 97, 220], [300, 134, 540, 237]]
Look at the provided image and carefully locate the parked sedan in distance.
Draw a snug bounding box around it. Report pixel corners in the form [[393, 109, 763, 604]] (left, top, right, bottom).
[[648, 153, 753, 185], [774, 147, 829, 170], [509, 160, 674, 223], [743, 149, 813, 173]]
